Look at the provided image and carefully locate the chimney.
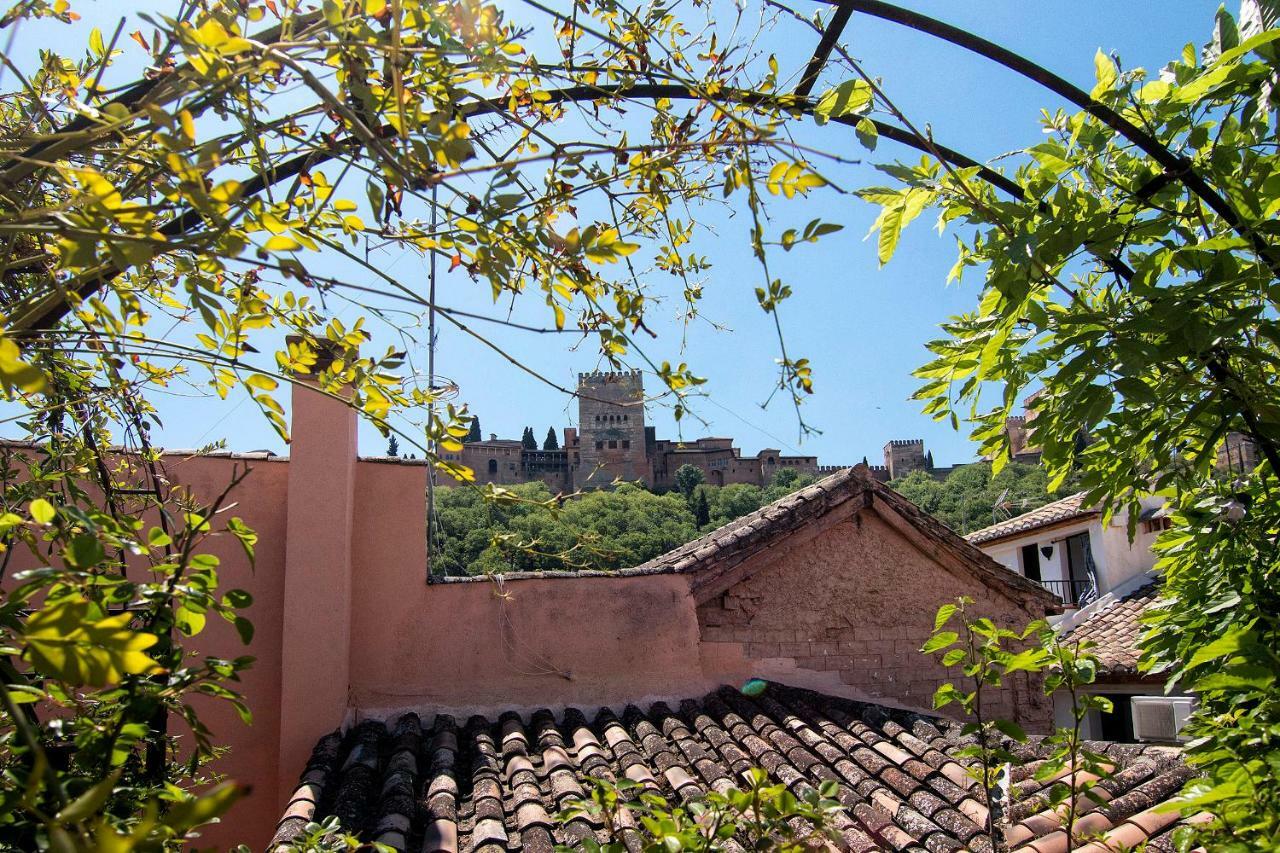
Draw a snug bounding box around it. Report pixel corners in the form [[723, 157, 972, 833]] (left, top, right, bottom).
[[278, 337, 358, 802]]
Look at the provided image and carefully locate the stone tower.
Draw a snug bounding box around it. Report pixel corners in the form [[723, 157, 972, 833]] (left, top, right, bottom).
[[883, 439, 927, 480], [575, 370, 649, 488]]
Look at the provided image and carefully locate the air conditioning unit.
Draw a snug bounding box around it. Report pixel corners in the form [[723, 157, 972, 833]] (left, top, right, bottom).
[[1131, 696, 1197, 743]]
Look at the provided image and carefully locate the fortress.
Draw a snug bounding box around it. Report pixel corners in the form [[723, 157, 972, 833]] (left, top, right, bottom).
[[432, 371, 956, 491]]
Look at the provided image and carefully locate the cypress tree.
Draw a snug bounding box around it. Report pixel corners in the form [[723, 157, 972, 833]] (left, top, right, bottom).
[[387, 435, 400, 457], [521, 427, 537, 450], [693, 488, 710, 528], [467, 417, 482, 443], [543, 427, 559, 450]]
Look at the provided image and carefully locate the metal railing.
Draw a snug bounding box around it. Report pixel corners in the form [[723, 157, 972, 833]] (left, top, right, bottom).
[[1037, 578, 1096, 606]]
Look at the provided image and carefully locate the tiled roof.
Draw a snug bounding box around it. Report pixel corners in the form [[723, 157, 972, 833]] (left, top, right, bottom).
[[272, 683, 1197, 853], [966, 493, 1097, 546], [636, 466, 1056, 605], [1060, 582, 1162, 677]]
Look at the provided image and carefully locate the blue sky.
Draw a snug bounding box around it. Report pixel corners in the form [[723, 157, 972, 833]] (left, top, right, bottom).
[[6, 1, 1222, 466]]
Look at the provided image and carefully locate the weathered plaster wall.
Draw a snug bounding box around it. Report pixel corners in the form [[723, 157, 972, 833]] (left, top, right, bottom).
[[696, 505, 1054, 730], [166, 455, 290, 850], [346, 458, 712, 718]]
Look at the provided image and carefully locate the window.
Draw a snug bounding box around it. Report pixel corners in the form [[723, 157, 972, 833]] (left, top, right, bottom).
[[1097, 695, 1136, 742], [623, 414, 628, 421], [1143, 517, 1172, 535], [622, 440, 630, 449], [767, 457, 775, 465], [1020, 543, 1042, 582], [488, 459, 498, 474], [608, 440, 617, 449], [595, 441, 603, 450]]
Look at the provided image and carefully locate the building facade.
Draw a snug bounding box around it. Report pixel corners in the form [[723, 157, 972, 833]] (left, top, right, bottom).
[[434, 371, 845, 491], [966, 493, 1193, 743]]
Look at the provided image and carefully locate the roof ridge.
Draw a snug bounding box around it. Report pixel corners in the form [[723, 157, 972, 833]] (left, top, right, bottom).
[[966, 491, 1095, 545]]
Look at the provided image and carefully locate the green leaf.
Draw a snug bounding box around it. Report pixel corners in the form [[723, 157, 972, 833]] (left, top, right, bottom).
[[1091, 49, 1117, 98], [815, 79, 873, 124], [934, 603, 957, 631], [162, 782, 245, 834], [1185, 625, 1252, 670], [63, 534, 104, 569], [921, 631, 958, 654], [993, 719, 1027, 742], [854, 117, 878, 151], [56, 769, 121, 824]]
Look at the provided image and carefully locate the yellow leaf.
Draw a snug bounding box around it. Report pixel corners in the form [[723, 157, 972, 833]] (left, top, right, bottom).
[[262, 234, 301, 252], [0, 338, 48, 395], [24, 596, 162, 687], [179, 109, 196, 142], [244, 374, 278, 392], [29, 498, 55, 524]]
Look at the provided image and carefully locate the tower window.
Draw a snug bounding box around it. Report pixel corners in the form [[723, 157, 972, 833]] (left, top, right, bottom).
[[595, 441, 603, 450], [608, 440, 617, 449], [622, 440, 631, 449], [488, 459, 498, 474]]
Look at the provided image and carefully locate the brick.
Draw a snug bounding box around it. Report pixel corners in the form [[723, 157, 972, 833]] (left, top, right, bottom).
[[809, 641, 838, 656], [747, 642, 780, 658], [778, 642, 808, 657]]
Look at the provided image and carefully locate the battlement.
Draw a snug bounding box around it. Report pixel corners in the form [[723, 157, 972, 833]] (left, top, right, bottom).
[[1006, 415, 1026, 425], [884, 439, 924, 448], [577, 370, 642, 385]]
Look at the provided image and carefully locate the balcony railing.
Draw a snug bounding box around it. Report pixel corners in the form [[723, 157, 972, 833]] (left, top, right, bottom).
[[1037, 578, 1097, 607]]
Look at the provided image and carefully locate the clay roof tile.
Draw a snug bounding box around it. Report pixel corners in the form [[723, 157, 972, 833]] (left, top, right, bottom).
[[274, 683, 1196, 851]]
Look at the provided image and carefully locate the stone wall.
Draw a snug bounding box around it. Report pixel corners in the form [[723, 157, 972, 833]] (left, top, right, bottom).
[[695, 503, 1053, 729]]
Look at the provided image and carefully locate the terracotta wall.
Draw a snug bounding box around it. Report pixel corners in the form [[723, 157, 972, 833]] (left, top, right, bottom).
[[4, 382, 1051, 848], [695, 503, 1054, 729]]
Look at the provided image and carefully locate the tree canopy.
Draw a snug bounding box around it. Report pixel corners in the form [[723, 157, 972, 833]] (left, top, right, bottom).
[[890, 461, 1083, 535]]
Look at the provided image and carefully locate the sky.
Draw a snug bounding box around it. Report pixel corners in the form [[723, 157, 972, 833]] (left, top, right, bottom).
[[4, 0, 1223, 467]]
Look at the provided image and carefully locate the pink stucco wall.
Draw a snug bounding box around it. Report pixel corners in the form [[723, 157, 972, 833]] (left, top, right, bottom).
[[6, 383, 1051, 848]]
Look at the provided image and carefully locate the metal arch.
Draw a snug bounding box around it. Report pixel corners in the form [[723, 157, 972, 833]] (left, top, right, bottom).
[[794, 0, 854, 99], [10, 81, 1026, 334]]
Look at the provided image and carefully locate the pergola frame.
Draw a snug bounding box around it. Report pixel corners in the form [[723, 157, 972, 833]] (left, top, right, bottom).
[[6, 0, 1275, 335]]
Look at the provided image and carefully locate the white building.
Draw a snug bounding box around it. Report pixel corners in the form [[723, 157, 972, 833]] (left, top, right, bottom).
[[966, 492, 1168, 610], [967, 493, 1192, 743]]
